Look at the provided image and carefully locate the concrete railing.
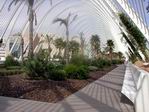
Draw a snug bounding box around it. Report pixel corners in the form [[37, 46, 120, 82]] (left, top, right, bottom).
[[122, 63, 149, 112]]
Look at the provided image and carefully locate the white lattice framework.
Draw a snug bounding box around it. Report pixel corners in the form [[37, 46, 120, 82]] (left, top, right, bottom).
[[0, 0, 148, 58]]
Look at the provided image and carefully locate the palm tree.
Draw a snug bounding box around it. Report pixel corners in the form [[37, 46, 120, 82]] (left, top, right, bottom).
[[8, 0, 52, 58], [90, 35, 101, 59], [68, 40, 80, 58], [39, 34, 54, 60], [53, 13, 77, 64], [117, 52, 123, 61], [54, 38, 66, 58], [106, 39, 115, 61], [79, 32, 85, 56]]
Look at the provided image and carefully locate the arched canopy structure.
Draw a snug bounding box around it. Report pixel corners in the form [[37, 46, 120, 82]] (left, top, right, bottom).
[[0, 0, 149, 58]]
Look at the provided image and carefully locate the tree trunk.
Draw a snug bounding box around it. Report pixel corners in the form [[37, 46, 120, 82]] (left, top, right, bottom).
[[65, 27, 69, 65], [110, 50, 112, 63], [80, 43, 84, 56], [28, 7, 34, 58], [48, 44, 51, 60], [21, 36, 24, 62]]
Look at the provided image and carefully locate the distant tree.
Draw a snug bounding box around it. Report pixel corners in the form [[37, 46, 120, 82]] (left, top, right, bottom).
[[106, 39, 115, 61], [53, 13, 77, 64], [90, 35, 101, 59], [39, 34, 54, 59], [54, 38, 66, 58], [68, 40, 80, 58], [117, 52, 123, 61], [79, 32, 85, 56]]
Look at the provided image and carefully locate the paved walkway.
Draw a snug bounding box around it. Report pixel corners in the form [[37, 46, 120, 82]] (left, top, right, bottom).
[[0, 65, 134, 112]]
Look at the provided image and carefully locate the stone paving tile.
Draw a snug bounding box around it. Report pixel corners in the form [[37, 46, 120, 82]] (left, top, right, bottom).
[[0, 65, 134, 112]]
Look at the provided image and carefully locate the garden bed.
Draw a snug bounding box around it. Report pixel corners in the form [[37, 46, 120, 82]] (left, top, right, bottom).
[[0, 65, 116, 103]]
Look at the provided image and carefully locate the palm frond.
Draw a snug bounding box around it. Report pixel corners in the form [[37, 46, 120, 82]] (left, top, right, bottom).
[[8, 0, 20, 11], [28, 0, 34, 6], [38, 40, 46, 44], [70, 14, 78, 25], [34, 11, 37, 25], [67, 12, 72, 21], [53, 18, 67, 26]]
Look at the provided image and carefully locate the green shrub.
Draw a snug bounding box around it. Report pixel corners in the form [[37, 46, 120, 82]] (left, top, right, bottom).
[[91, 59, 111, 69], [88, 66, 98, 71], [64, 64, 77, 76], [64, 64, 89, 80], [0, 69, 24, 76], [45, 62, 66, 81], [6, 66, 21, 70], [46, 62, 55, 71], [48, 70, 67, 81], [70, 55, 90, 66], [4, 56, 19, 67], [24, 58, 46, 78], [111, 59, 124, 65], [76, 65, 89, 79]]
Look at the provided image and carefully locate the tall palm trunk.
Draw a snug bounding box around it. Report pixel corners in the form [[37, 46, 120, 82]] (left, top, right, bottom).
[[28, 7, 34, 58], [110, 50, 112, 63], [65, 26, 69, 64], [21, 36, 24, 62], [48, 44, 51, 60], [80, 45, 84, 56]]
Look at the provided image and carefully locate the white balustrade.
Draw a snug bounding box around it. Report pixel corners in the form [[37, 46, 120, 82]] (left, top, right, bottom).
[[122, 63, 149, 112]]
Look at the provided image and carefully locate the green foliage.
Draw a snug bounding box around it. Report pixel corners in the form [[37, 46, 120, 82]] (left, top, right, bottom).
[[91, 59, 111, 69], [48, 70, 67, 81], [117, 52, 123, 60], [24, 58, 46, 78], [0, 69, 24, 76], [70, 55, 89, 66], [4, 55, 19, 67], [121, 32, 142, 60], [76, 65, 89, 79], [46, 62, 66, 81], [68, 40, 80, 56], [64, 64, 77, 75], [119, 13, 149, 61], [88, 66, 98, 71], [106, 40, 115, 52], [64, 64, 89, 80], [54, 38, 66, 58], [111, 60, 123, 65], [6, 66, 21, 70], [90, 34, 101, 58]]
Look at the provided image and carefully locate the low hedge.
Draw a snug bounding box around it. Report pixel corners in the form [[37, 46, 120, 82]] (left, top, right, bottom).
[[0, 69, 24, 76], [6, 66, 22, 70], [91, 59, 111, 69]]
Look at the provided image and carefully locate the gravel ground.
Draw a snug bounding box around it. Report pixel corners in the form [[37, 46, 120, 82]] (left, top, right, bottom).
[[0, 65, 116, 103]]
